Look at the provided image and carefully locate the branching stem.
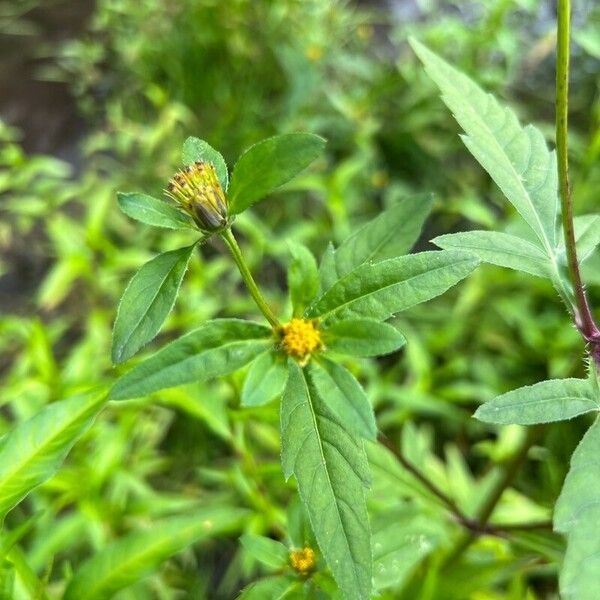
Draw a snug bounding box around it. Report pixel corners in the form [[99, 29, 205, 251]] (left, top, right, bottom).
[[556, 0, 600, 360], [221, 228, 280, 328]]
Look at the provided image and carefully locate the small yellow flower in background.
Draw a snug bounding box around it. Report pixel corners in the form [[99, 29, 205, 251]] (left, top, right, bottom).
[[165, 161, 228, 232], [305, 44, 323, 63], [290, 547, 316, 575], [280, 318, 322, 365]]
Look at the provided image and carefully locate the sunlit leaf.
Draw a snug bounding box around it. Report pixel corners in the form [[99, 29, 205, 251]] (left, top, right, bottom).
[[241, 350, 288, 407], [323, 318, 406, 357], [474, 379, 599, 425], [0, 390, 107, 522], [182, 136, 229, 191], [411, 39, 558, 256]]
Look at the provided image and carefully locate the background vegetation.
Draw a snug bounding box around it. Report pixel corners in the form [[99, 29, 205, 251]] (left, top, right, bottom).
[[1, 0, 599, 597]]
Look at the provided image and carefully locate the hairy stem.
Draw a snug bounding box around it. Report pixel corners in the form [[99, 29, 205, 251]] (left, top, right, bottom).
[[221, 228, 280, 328], [556, 0, 600, 353]]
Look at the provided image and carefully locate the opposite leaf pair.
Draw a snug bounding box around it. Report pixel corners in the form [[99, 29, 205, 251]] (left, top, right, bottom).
[[110, 131, 480, 599]]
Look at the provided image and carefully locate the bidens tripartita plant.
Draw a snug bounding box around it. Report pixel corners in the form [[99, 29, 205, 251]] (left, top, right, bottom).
[[410, 0, 600, 596], [109, 132, 479, 598]]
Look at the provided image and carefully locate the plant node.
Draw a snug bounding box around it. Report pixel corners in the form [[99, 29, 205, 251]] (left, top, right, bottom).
[[279, 318, 322, 365]]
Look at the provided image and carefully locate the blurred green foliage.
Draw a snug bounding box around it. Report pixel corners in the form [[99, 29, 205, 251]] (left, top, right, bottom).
[[1, 0, 599, 597]]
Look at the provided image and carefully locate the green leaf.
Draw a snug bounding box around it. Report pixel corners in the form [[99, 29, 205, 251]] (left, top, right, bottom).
[[571, 215, 600, 262], [111, 244, 196, 364], [287, 242, 319, 317], [110, 319, 272, 400], [311, 357, 377, 440], [237, 575, 298, 600], [474, 379, 599, 425], [411, 39, 558, 255], [323, 319, 406, 357], [241, 350, 288, 407], [63, 507, 247, 600], [281, 360, 372, 600], [433, 231, 550, 278], [239, 533, 289, 568], [555, 417, 600, 599], [327, 195, 434, 288], [182, 136, 229, 191], [306, 251, 479, 324], [229, 133, 325, 214], [372, 507, 445, 591], [0, 390, 107, 522], [117, 192, 195, 230], [318, 242, 337, 294]]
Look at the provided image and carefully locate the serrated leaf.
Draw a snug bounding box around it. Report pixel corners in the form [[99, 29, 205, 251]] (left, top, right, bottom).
[[327, 195, 434, 289], [229, 133, 325, 215], [241, 350, 288, 407], [306, 251, 479, 324], [117, 192, 195, 230], [287, 242, 319, 317], [474, 378, 599, 425], [554, 417, 600, 599], [240, 533, 289, 568], [110, 319, 272, 400], [281, 360, 371, 600], [433, 230, 550, 278], [0, 390, 107, 522], [182, 136, 229, 191], [63, 507, 247, 600], [323, 319, 406, 357], [111, 244, 196, 364], [411, 39, 558, 255], [311, 357, 377, 440]]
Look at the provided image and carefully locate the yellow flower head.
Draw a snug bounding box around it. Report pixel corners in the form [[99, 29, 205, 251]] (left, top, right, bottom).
[[165, 161, 228, 232], [289, 546, 316, 575], [280, 318, 322, 364]]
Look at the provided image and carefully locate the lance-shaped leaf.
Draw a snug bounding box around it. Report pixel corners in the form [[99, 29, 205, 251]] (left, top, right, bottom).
[[323, 195, 434, 291], [474, 378, 599, 425], [312, 357, 377, 440], [411, 39, 558, 256], [0, 390, 107, 522], [239, 533, 289, 569], [238, 576, 299, 599], [228, 133, 325, 214], [306, 251, 479, 324], [117, 192, 195, 230], [287, 242, 319, 316], [281, 361, 372, 600], [555, 417, 600, 599], [323, 319, 406, 357], [110, 319, 272, 400], [112, 244, 196, 364], [63, 506, 248, 600], [182, 136, 229, 191], [241, 350, 288, 407], [433, 231, 550, 278]]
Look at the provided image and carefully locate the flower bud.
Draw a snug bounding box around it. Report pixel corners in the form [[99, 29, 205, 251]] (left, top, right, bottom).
[[165, 161, 228, 232]]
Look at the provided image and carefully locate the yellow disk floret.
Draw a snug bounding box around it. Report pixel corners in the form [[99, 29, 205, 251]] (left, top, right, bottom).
[[290, 547, 316, 575], [280, 318, 322, 364]]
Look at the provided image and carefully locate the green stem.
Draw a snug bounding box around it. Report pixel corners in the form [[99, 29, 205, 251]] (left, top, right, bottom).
[[556, 0, 600, 348], [221, 228, 280, 328]]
